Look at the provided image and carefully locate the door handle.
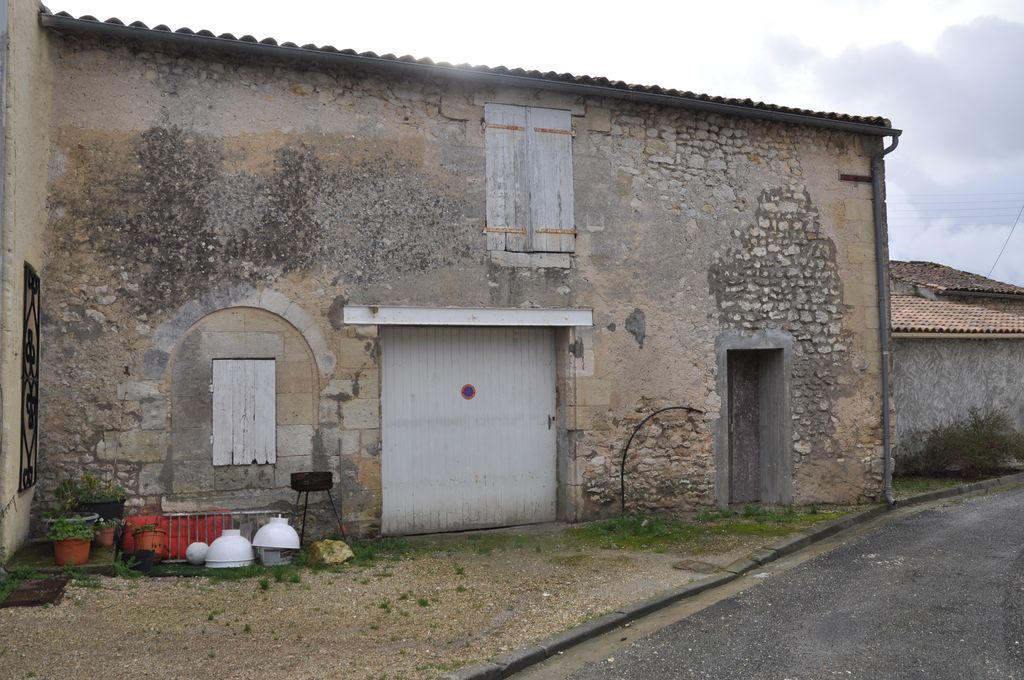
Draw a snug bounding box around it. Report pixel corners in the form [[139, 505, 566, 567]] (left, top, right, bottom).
[[548, 414, 555, 430]]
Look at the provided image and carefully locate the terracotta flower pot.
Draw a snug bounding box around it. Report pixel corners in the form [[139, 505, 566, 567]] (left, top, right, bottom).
[[53, 537, 92, 566], [133, 527, 167, 563], [94, 526, 116, 547]]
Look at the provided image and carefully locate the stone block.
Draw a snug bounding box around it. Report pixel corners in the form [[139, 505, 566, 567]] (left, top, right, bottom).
[[201, 331, 284, 359], [342, 429, 360, 454], [242, 307, 286, 331], [278, 360, 314, 393], [278, 424, 315, 456], [440, 96, 482, 121], [322, 379, 355, 397], [285, 334, 312, 361], [117, 380, 161, 401], [585, 106, 612, 133], [257, 288, 293, 317], [273, 454, 315, 487], [354, 369, 379, 400], [202, 308, 246, 331], [337, 336, 375, 370], [278, 392, 315, 425], [844, 197, 873, 222], [343, 399, 380, 430], [214, 464, 275, 491], [576, 379, 612, 407], [138, 463, 167, 495], [171, 427, 211, 460], [98, 430, 167, 462], [319, 399, 341, 425], [488, 251, 571, 269], [141, 400, 168, 431], [143, 348, 170, 379], [173, 460, 216, 493]]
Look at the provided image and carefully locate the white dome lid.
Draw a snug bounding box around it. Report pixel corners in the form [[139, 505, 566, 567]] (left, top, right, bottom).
[[206, 529, 255, 568], [252, 516, 300, 550]]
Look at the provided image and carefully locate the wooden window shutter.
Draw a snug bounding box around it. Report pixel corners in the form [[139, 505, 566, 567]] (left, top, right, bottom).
[[484, 103, 529, 252], [212, 359, 276, 466], [525, 107, 575, 253]]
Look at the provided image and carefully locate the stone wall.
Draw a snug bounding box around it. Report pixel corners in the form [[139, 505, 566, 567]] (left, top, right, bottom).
[[893, 337, 1024, 457], [33, 31, 888, 535]]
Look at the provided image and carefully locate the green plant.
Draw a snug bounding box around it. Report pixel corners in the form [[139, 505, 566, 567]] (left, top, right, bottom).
[[258, 579, 270, 591], [95, 518, 120, 529], [377, 599, 391, 612], [416, 598, 429, 607], [112, 557, 141, 579], [897, 410, 1024, 478], [47, 519, 94, 542], [55, 474, 127, 513]]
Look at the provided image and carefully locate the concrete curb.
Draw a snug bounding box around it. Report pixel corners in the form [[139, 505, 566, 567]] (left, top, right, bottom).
[[442, 472, 1024, 679]]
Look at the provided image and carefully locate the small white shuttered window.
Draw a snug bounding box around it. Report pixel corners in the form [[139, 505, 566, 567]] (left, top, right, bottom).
[[485, 103, 575, 253], [211, 359, 276, 466]]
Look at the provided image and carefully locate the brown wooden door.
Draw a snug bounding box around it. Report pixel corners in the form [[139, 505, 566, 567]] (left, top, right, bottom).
[[728, 351, 761, 503]]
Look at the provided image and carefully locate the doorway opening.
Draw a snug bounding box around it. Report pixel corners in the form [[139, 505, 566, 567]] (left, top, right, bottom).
[[726, 348, 787, 504]]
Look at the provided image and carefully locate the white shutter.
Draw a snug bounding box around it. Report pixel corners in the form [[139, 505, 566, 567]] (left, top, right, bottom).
[[526, 107, 575, 253], [212, 359, 276, 466], [484, 103, 529, 252]]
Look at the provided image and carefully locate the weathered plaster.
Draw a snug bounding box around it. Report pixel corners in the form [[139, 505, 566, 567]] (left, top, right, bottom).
[[893, 337, 1024, 456]]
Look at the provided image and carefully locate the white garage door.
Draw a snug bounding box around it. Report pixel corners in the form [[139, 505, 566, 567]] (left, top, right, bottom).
[[381, 326, 557, 535]]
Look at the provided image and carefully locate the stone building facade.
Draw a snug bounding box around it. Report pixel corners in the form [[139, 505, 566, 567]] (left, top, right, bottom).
[[3, 9, 899, 548]]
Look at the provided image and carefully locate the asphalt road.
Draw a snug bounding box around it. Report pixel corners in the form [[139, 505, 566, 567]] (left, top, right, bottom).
[[566, 487, 1024, 680]]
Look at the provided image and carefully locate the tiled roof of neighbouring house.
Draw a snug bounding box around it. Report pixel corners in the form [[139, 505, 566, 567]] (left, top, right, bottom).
[[40, 8, 896, 134], [891, 295, 1024, 334], [890, 260, 1024, 296]]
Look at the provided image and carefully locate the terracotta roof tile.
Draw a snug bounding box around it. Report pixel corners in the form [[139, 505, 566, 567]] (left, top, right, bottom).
[[890, 260, 1024, 296], [40, 8, 895, 131], [891, 295, 1024, 334]]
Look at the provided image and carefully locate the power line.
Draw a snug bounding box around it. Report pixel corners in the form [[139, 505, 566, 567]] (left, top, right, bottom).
[[987, 202, 1024, 277]]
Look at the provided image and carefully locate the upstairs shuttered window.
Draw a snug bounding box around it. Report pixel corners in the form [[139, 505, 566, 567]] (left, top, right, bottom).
[[484, 104, 575, 253]]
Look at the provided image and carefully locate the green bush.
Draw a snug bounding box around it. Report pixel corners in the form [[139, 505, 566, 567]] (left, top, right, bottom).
[[897, 410, 1024, 478]]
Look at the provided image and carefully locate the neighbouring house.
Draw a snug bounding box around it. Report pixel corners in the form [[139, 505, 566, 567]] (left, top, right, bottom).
[[890, 261, 1024, 458], [1, 4, 901, 557]]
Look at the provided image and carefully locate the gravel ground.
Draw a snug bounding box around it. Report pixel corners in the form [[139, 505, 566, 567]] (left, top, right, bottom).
[[0, 534, 771, 680]]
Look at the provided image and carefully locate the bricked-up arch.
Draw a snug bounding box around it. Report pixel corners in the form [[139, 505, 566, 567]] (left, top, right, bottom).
[[143, 286, 335, 381], [157, 306, 322, 511]]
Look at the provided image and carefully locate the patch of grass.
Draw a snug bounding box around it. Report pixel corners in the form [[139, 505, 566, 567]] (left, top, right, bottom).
[[258, 578, 270, 591], [62, 566, 100, 589], [569, 507, 847, 553], [456, 585, 467, 593], [893, 477, 962, 494], [453, 564, 465, 576], [377, 599, 391, 612], [416, 597, 429, 607], [0, 566, 46, 602], [348, 537, 414, 566], [243, 623, 252, 633]]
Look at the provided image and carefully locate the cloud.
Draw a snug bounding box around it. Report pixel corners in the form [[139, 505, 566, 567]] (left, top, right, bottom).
[[749, 18, 1024, 284]]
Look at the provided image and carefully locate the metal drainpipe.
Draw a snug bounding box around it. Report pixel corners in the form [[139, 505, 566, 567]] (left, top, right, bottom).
[[871, 132, 901, 507]]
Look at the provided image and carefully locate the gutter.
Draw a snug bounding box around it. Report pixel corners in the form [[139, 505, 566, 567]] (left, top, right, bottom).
[[38, 12, 902, 139], [940, 290, 1024, 301], [893, 332, 1024, 339], [871, 133, 902, 507]]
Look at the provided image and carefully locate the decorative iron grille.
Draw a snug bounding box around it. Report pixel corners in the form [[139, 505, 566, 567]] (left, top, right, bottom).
[[19, 263, 40, 491]]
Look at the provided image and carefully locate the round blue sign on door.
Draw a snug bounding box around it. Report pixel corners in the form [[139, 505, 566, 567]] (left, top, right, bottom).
[[461, 384, 477, 400]]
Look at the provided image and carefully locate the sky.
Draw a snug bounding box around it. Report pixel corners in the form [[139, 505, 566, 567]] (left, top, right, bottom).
[[56, 0, 1024, 285]]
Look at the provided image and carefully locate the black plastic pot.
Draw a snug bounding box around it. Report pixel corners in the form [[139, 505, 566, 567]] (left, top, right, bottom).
[[79, 500, 125, 521], [132, 550, 154, 574]]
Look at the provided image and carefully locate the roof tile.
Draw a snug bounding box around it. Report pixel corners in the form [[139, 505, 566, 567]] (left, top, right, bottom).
[[41, 8, 893, 129], [890, 260, 1024, 296], [891, 295, 1024, 334]]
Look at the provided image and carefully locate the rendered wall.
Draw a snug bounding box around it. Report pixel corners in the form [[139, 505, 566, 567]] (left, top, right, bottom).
[[35, 32, 888, 534], [893, 337, 1024, 456], [0, 0, 52, 559]]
